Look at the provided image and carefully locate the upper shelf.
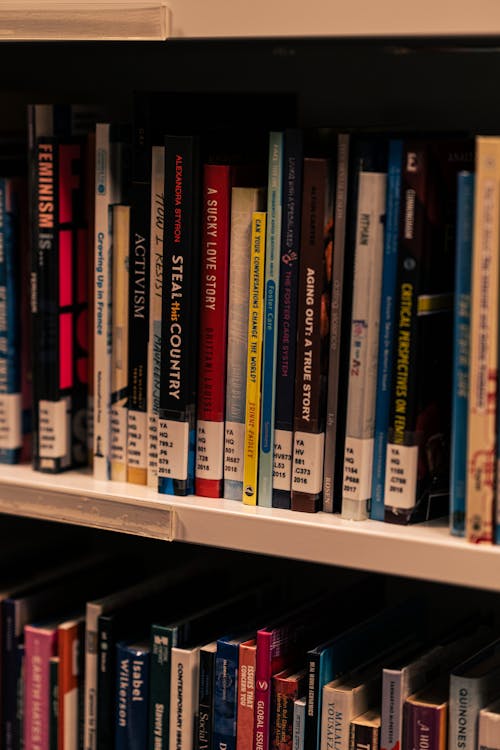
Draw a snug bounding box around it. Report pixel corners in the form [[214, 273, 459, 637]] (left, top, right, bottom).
[[0, 464, 499, 592]]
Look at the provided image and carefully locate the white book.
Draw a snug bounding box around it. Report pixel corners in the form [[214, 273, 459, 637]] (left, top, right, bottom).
[[223, 186, 265, 500], [0, 2, 170, 40], [293, 696, 306, 750], [93, 123, 124, 480], [147, 146, 165, 488], [321, 669, 380, 750], [341, 170, 387, 521], [479, 698, 500, 750], [170, 645, 200, 750]]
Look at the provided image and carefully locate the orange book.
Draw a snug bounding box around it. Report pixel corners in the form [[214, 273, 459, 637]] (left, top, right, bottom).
[[58, 616, 85, 750], [237, 638, 257, 750]]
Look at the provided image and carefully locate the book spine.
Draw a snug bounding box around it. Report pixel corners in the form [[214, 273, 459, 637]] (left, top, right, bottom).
[[304, 653, 321, 750], [467, 139, 500, 542], [147, 145, 165, 488], [169, 648, 200, 750], [272, 675, 306, 750], [24, 626, 58, 750], [158, 135, 201, 496], [323, 134, 350, 512], [197, 648, 216, 750], [96, 616, 115, 750], [214, 641, 240, 750], [237, 641, 257, 750], [449, 676, 479, 750], [341, 170, 387, 520], [0, 178, 22, 464], [479, 709, 500, 750], [291, 158, 334, 513], [195, 164, 232, 498], [254, 632, 272, 750], [293, 698, 306, 750], [404, 701, 445, 750], [370, 140, 403, 521], [18, 178, 32, 463], [380, 669, 403, 750], [59, 622, 84, 750], [243, 212, 267, 504], [84, 602, 102, 750], [351, 721, 380, 750], [272, 129, 303, 509], [383, 142, 429, 523], [223, 187, 265, 500], [93, 123, 112, 480], [258, 131, 284, 507], [50, 656, 59, 750], [116, 644, 150, 750], [451, 172, 474, 536], [321, 685, 347, 750], [110, 205, 131, 481], [149, 624, 178, 750]]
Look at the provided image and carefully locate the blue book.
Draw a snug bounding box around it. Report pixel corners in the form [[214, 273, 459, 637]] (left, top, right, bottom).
[[258, 131, 284, 507], [0, 178, 21, 464], [453, 172, 474, 538], [272, 129, 303, 509], [213, 636, 247, 750], [115, 640, 150, 750], [370, 140, 403, 521]]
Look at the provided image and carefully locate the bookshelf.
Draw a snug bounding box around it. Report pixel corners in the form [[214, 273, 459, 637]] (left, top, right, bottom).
[[0, 35, 499, 590]]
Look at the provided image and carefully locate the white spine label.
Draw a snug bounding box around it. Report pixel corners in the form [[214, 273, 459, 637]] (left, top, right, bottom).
[[291, 431, 325, 495], [196, 420, 224, 481], [147, 413, 158, 486], [342, 436, 375, 501], [110, 405, 127, 463], [127, 410, 147, 469], [384, 443, 418, 509], [273, 428, 293, 491], [158, 419, 189, 480], [39, 398, 70, 459], [224, 420, 245, 482], [0, 393, 22, 449]]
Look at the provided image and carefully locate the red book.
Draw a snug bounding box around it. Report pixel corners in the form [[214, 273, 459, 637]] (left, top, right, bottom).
[[58, 616, 84, 750], [237, 638, 257, 750], [195, 164, 233, 498], [272, 667, 307, 750], [24, 622, 58, 750]]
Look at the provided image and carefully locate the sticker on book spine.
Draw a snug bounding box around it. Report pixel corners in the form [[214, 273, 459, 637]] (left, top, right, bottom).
[[342, 436, 375, 500], [224, 420, 244, 482], [0, 393, 22, 449], [110, 405, 127, 463], [384, 443, 418, 509], [127, 410, 147, 469], [291, 431, 325, 495], [196, 420, 224, 480], [39, 398, 70, 459], [158, 419, 189, 480], [273, 428, 293, 491]]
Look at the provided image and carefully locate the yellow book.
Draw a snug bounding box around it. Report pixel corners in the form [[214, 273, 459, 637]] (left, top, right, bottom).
[[110, 204, 130, 482], [467, 137, 500, 543], [243, 212, 267, 505]]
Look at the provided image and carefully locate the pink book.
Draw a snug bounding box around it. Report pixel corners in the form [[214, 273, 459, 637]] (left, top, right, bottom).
[[24, 622, 58, 750]]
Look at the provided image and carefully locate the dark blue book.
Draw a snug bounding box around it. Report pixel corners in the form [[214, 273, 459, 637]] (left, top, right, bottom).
[[115, 640, 150, 750], [370, 140, 403, 521], [0, 177, 22, 464], [272, 129, 303, 509], [197, 642, 217, 750], [213, 635, 250, 750], [452, 172, 474, 537], [158, 134, 201, 496]]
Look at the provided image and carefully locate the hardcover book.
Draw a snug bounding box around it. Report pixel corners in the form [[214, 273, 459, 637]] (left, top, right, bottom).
[[195, 164, 233, 498], [291, 157, 334, 513], [158, 134, 201, 496]]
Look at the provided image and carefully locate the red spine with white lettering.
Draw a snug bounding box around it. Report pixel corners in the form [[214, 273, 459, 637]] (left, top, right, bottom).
[[195, 164, 233, 497]]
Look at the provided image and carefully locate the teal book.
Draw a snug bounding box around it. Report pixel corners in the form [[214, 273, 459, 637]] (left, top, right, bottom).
[[258, 131, 284, 506]]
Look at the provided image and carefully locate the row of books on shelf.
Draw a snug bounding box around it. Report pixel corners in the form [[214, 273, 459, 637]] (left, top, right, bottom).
[[0, 98, 499, 540], [3, 545, 500, 750]]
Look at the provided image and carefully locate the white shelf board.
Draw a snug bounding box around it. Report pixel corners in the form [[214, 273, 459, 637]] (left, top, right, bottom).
[[0, 464, 498, 591]]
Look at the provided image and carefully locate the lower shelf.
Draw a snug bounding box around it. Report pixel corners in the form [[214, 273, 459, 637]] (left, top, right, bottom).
[[0, 463, 497, 591]]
